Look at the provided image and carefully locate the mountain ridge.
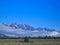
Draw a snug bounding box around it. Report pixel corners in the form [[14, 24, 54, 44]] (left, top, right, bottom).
[[0, 23, 60, 37]]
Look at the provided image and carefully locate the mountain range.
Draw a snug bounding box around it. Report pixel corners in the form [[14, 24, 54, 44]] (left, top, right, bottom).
[[0, 23, 60, 37]]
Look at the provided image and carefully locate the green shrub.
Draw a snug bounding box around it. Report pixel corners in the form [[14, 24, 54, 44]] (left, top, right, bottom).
[[24, 37, 29, 42]]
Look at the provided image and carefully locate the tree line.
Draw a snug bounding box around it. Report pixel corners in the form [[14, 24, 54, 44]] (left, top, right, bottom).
[[0, 36, 60, 39]]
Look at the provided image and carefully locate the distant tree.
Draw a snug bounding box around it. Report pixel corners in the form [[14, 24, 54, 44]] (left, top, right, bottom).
[[24, 37, 29, 42]]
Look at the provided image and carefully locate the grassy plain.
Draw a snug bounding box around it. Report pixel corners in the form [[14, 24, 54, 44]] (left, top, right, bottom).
[[0, 39, 60, 45]]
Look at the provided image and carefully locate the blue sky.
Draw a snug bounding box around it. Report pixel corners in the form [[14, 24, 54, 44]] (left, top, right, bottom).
[[0, 0, 60, 30]]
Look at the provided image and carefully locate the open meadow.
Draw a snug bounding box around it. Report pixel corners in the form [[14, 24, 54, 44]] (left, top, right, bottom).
[[0, 39, 60, 45]]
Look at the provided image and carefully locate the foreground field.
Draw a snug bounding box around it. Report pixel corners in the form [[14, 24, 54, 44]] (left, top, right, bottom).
[[0, 39, 60, 45]]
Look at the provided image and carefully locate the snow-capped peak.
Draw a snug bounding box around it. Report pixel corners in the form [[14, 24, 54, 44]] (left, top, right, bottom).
[[0, 23, 60, 37]]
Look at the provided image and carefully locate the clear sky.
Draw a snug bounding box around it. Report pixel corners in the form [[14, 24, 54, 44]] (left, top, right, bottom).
[[0, 0, 60, 30]]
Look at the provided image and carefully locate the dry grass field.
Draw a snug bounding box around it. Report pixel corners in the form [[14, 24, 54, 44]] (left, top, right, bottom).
[[0, 39, 60, 45]]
